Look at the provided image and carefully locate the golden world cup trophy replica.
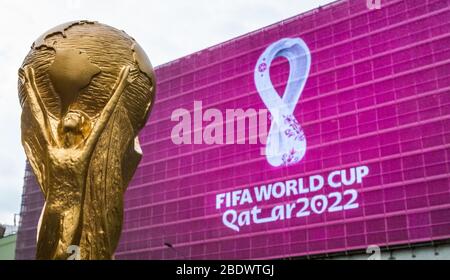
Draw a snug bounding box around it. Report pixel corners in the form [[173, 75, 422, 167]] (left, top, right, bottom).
[[17, 21, 156, 260]]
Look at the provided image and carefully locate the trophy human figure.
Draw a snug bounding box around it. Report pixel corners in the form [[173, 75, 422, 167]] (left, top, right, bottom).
[[18, 21, 156, 260]]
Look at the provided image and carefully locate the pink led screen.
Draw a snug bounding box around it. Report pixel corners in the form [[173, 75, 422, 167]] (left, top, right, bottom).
[[14, 0, 450, 260]]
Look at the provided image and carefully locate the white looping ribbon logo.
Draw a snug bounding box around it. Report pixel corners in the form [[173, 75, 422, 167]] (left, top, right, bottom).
[[254, 38, 311, 167]]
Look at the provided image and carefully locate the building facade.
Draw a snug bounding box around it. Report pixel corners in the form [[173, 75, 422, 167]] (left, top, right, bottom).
[[16, 0, 450, 259], [0, 234, 17, 260]]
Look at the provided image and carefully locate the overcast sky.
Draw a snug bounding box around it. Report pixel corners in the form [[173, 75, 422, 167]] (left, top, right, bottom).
[[0, 0, 337, 225]]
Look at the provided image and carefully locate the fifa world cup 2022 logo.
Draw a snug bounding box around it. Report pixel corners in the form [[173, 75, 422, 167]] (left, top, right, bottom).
[[254, 38, 311, 167], [18, 21, 156, 260]]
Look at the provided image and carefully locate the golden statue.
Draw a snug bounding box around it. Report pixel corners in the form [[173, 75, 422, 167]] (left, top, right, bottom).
[[18, 21, 156, 260]]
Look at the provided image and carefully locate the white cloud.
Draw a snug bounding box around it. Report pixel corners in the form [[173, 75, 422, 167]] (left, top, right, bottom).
[[0, 0, 337, 225]]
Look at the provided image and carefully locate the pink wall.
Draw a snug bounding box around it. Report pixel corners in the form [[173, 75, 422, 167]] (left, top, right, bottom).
[[115, 0, 450, 259]]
